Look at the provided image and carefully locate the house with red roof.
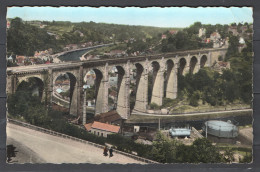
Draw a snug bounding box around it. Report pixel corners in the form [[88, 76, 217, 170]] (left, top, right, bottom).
[[161, 34, 167, 39], [84, 121, 120, 137], [210, 32, 221, 41], [45, 61, 51, 64], [204, 38, 211, 43], [169, 30, 178, 35], [7, 20, 11, 29], [16, 55, 25, 66]]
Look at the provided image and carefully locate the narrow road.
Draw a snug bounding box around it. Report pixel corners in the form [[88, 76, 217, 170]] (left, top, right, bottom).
[[6, 123, 145, 164], [132, 109, 252, 117]]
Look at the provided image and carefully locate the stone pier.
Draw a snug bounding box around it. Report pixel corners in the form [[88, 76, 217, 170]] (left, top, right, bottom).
[[134, 64, 148, 112]]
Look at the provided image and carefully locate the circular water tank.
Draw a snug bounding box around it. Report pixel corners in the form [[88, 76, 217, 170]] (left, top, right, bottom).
[[204, 120, 238, 138]]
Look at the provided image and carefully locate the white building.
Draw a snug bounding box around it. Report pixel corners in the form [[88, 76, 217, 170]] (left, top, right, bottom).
[[239, 37, 245, 44], [84, 121, 120, 138], [198, 28, 206, 38]]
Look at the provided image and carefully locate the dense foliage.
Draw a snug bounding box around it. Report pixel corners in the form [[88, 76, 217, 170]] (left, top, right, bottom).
[[69, 21, 169, 43], [7, 18, 62, 56], [7, 17, 172, 56], [178, 38, 252, 107], [107, 134, 152, 157], [160, 22, 229, 52]]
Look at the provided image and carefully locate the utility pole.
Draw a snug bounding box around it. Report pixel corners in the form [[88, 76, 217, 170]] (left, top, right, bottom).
[[205, 121, 208, 138], [158, 118, 160, 131], [83, 85, 87, 125]]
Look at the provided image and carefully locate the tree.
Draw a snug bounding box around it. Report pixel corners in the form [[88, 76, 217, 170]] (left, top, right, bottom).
[[150, 131, 178, 163], [7, 17, 61, 56], [190, 138, 222, 163], [7, 78, 43, 118], [218, 55, 223, 61], [26, 105, 50, 125], [189, 91, 200, 107], [223, 148, 235, 163], [86, 86, 95, 100], [225, 35, 239, 61], [239, 152, 252, 163]]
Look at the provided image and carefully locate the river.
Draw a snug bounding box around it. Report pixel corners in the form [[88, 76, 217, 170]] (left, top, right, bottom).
[[58, 44, 111, 62]]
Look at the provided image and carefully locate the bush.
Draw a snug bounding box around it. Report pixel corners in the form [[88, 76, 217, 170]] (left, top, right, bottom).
[[45, 110, 106, 145], [218, 55, 223, 61], [107, 134, 152, 157], [150, 103, 161, 110], [162, 98, 178, 108], [239, 152, 252, 163]]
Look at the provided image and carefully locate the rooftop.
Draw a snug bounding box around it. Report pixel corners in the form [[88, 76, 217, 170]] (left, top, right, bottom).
[[84, 123, 92, 131], [205, 120, 237, 132], [91, 121, 120, 133], [94, 110, 122, 124], [169, 128, 191, 136]]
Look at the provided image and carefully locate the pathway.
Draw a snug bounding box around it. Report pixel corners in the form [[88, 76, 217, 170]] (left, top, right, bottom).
[[132, 109, 252, 117]]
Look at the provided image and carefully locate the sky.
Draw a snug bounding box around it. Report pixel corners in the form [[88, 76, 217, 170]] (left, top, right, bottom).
[[7, 7, 253, 28]]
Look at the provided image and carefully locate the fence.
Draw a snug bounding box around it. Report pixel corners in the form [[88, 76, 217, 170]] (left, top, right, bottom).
[[7, 118, 158, 164], [133, 106, 252, 116], [52, 95, 70, 108], [168, 105, 251, 115]]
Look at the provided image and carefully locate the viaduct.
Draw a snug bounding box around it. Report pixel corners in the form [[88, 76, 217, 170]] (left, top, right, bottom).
[[6, 48, 227, 124]]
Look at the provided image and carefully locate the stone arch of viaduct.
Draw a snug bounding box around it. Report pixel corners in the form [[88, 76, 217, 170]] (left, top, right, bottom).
[[6, 48, 227, 124]]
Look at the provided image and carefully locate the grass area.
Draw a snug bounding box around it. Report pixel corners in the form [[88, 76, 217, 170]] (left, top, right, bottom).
[[45, 25, 74, 35], [127, 110, 252, 123], [166, 98, 251, 114], [239, 124, 252, 129], [216, 143, 252, 156], [89, 43, 127, 56]]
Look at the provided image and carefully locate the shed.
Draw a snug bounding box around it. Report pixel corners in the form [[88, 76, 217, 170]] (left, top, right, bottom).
[[169, 128, 191, 137]]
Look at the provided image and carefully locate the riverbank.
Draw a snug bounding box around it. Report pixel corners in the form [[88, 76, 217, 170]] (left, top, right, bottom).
[[52, 43, 113, 62]]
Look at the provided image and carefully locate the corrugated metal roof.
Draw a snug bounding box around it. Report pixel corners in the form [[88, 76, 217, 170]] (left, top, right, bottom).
[[205, 120, 237, 132], [169, 128, 191, 136]]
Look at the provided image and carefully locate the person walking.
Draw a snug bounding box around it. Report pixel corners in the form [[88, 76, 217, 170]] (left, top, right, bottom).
[[103, 146, 108, 156], [109, 147, 113, 158]]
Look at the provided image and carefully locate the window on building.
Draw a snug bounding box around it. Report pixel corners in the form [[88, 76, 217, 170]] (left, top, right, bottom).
[[94, 131, 96, 135], [98, 132, 99, 136], [101, 133, 103, 137]]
